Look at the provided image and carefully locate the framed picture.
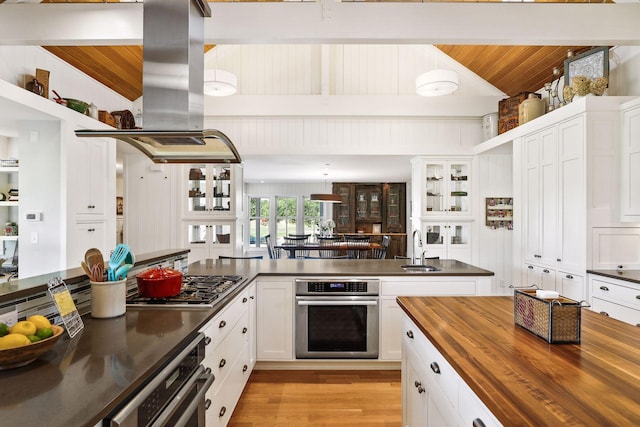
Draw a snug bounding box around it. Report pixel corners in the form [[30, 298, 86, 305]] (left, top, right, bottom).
[[564, 46, 609, 87], [116, 196, 123, 216]]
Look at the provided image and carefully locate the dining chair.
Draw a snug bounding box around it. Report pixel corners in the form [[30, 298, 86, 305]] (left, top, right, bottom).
[[265, 234, 282, 259], [371, 235, 391, 259], [283, 235, 309, 259], [344, 234, 371, 259], [316, 236, 346, 259]]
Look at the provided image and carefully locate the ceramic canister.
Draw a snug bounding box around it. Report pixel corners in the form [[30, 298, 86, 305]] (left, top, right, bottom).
[[91, 279, 127, 318], [519, 94, 545, 125], [482, 112, 499, 141]]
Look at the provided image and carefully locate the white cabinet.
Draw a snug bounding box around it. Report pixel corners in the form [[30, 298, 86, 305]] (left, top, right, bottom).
[[200, 285, 254, 427], [524, 263, 556, 291], [558, 271, 585, 301], [591, 227, 640, 269], [380, 278, 480, 361], [256, 279, 294, 360], [401, 313, 501, 427], [621, 98, 640, 222], [412, 157, 472, 217], [185, 220, 236, 263], [184, 165, 240, 217], [589, 274, 640, 327], [69, 137, 108, 217], [421, 221, 472, 263]]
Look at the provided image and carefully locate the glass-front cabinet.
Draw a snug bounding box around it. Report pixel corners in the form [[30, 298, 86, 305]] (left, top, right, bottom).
[[423, 160, 471, 216], [355, 185, 382, 223], [185, 221, 234, 263], [334, 183, 354, 233], [186, 165, 234, 216], [421, 222, 471, 263]]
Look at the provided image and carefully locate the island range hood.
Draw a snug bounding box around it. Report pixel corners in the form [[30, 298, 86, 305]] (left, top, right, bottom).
[[76, 0, 241, 164]]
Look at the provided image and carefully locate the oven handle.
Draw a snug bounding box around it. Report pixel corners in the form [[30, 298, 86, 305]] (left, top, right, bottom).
[[297, 300, 378, 306], [110, 333, 205, 427], [152, 366, 215, 427]]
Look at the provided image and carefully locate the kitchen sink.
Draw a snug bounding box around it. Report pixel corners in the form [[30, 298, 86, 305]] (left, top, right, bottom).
[[400, 264, 440, 272]]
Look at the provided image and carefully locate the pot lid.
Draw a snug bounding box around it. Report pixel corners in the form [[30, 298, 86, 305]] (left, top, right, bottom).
[[137, 267, 183, 280]]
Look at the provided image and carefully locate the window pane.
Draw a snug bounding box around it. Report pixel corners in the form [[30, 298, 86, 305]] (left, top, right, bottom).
[[303, 198, 322, 235], [249, 197, 270, 248], [276, 197, 297, 240]]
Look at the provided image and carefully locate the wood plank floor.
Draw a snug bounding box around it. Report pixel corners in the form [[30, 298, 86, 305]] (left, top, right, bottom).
[[228, 370, 402, 426]]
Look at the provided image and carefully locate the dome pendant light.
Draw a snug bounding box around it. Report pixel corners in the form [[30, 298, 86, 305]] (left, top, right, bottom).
[[204, 69, 237, 97], [416, 69, 459, 96]]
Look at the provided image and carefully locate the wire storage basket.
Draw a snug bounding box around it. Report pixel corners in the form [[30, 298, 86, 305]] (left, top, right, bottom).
[[514, 289, 582, 344]]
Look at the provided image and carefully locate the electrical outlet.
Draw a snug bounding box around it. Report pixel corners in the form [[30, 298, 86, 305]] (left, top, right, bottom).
[[0, 309, 18, 327]]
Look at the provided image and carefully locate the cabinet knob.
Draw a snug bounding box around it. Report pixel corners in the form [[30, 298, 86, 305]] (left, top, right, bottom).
[[406, 330, 414, 339], [417, 385, 425, 394], [414, 380, 422, 388], [204, 336, 212, 346], [600, 311, 610, 317], [242, 327, 248, 334], [205, 399, 212, 410], [472, 419, 487, 427], [543, 269, 550, 274], [635, 295, 640, 300], [204, 367, 212, 374], [219, 358, 226, 368], [219, 407, 226, 418], [219, 320, 227, 328], [566, 274, 573, 279], [250, 295, 255, 300], [557, 258, 562, 262], [243, 364, 248, 372], [243, 297, 248, 303], [528, 265, 534, 270], [599, 286, 610, 292], [430, 362, 441, 375]]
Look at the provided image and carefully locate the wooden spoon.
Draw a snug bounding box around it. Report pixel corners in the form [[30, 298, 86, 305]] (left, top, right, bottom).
[[85, 248, 104, 280], [81, 260, 92, 278]]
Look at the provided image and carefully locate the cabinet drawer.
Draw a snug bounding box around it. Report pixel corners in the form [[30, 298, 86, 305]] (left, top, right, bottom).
[[558, 272, 584, 302], [592, 279, 640, 310], [402, 314, 431, 366], [458, 380, 502, 427], [207, 309, 249, 394], [591, 298, 640, 327], [202, 287, 251, 349], [383, 280, 476, 296]]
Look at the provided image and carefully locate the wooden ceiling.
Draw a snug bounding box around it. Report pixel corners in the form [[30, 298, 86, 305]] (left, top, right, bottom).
[[38, 0, 602, 102]]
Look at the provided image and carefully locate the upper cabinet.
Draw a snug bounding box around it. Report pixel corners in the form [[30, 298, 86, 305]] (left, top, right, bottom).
[[332, 182, 406, 234], [412, 157, 473, 219], [184, 165, 241, 217], [621, 97, 640, 222]]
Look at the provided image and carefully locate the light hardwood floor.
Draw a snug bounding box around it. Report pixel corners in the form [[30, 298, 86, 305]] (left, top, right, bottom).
[[228, 370, 402, 426]]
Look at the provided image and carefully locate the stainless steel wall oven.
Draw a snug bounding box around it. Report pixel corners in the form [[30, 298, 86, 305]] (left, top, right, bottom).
[[295, 278, 379, 359]]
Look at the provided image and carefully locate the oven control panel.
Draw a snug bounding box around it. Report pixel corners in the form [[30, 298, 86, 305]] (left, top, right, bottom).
[[296, 279, 379, 295]]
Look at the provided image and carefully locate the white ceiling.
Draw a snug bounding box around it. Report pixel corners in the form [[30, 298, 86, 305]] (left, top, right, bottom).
[[242, 154, 413, 183]]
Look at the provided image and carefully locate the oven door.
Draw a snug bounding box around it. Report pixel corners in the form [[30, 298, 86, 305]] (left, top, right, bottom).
[[295, 296, 379, 359]]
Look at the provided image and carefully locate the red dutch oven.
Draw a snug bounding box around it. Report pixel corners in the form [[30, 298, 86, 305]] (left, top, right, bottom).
[[136, 266, 183, 298]]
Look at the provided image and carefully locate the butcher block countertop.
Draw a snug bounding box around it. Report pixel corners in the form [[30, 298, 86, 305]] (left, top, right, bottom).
[[396, 296, 640, 426]]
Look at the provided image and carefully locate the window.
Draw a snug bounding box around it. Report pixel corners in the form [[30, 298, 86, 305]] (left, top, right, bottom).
[[303, 197, 322, 236], [276, 197, 297, 242], [249, 197, 270, 248]]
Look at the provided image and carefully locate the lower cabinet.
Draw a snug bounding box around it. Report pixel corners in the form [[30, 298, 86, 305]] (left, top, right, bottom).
[[589, 274, 640, 327], [200, 285, 254, 426], [524, 263, 556, 291], [402, 313, 502, 427], [256, 279, 294, 360]]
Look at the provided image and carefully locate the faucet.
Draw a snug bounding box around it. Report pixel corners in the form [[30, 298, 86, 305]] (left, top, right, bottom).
[[412, 229, 424, 265]]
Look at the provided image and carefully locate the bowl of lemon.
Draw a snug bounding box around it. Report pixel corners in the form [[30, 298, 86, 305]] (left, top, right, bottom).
[[0, 315, 64, 370]]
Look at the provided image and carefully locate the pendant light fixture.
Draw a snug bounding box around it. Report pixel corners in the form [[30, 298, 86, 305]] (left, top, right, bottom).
[[310, 170, 342, 203], [204, 69, 237, 96], [416, 69, 459, 97]]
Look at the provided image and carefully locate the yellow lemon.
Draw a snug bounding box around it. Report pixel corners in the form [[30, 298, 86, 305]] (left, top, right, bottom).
[[10, 321, 37, 337], [27, 315, 51, 330], [0, 333, 31, 349]]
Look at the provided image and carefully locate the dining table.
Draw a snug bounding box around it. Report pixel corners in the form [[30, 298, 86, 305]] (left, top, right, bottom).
[[274, 241, 382, 259]]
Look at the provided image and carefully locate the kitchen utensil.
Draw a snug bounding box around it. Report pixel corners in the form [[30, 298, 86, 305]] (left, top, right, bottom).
[[108, 244, 130, 281], [114, 263, 133, 281], [81, 260, 92, 278], [85, 248, 104, 274], [90, 262, 104, 283], [136, 267, 183, 298], [0, 324, 64, 370]]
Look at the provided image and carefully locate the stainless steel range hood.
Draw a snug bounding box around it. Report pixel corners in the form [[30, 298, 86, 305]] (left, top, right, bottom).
[[76, 0, 241, 164]]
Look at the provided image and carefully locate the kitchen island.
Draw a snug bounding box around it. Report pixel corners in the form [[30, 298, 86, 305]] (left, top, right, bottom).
[[397, 296, 640, 425], [0, 253, 493, 427]]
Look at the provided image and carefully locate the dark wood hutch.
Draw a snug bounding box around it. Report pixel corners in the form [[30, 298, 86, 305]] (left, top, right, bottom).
[[332, 182, 407, 258]]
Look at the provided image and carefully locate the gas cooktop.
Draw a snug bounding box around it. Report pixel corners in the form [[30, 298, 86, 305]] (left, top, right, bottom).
[[126, 275, 244, 308]]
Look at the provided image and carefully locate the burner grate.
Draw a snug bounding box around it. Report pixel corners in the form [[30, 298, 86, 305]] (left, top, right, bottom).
[[126, 275, 243, 306]]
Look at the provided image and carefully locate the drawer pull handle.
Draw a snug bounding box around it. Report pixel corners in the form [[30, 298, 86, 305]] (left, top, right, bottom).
[[204, 367, 212, 374], [636, 295, 640, 300], [205, 399, 212, 410], [406, 330, 414, 339], [243, 364, 248, 372], [242, 327, 248, 334], [250, 295, 255, 300], [219, 407, 226, 418], [417, 385, 425, 394], [430, 362, 441, 374], [204, 336, 212, 346], [543, 269, 550, 274], [600, 311, 610, 317], [219, 359, 226, 368], [557, 258, 562, 262], [528, 265, 534, 269], [414, 380, 422, 388], [599, 286, 609, 292], [243, 297, 248, 303], [472, 419, 487, 427], [219, 320, 227, 328], [566, 274, 573, 279]]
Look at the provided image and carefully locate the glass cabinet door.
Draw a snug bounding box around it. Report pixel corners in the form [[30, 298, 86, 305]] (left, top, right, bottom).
[[187, 167, 208, 213], [384, 183, 404, 233], [355, 185, 382, 222], [423, 160, 471, 216], [425, 162, 445, 214], [333, 183, 354, 233], [212, 167, 232, 213], [448, 162, 470, 215], [186, 165, 233, 215]]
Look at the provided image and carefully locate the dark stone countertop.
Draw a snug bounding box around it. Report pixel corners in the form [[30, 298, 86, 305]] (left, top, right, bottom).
[[587, 269, 640, 285], [0, 254, 492, 426]]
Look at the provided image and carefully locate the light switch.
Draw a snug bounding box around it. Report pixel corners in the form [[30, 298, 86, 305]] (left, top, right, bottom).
[[30, 231, 38, 244]]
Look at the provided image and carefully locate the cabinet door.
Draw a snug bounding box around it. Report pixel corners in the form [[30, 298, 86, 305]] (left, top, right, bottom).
[[448, 161, 471, 215], [71, 138, 107, 216], [523, 133, 542, 263], [621, 103, 640, 222], [185, 165, 234, 216], [248, 283, 257, 369], [525, 263, 556, 291], [68, 221, 107, 269], [355, 184, 382, 223], [559, 272, 584, 301], [402, 341, 428, 427], [333, 183, 354, 233], [557, 117, 585, 272], [256, 280, 294, 360], [380, 297, 403, 360], [185, 221, 234, 263], [383, 183, 405, 233], [539, 127, 558, 266]]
